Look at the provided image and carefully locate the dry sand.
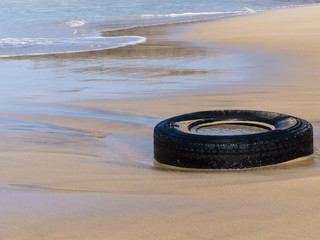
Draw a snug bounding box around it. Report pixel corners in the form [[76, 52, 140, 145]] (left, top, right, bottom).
[[1, 5, 320, 240]]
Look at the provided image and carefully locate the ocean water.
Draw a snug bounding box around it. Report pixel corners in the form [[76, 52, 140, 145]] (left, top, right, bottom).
[[1, 0, 319, 56], [0, 0, 319, 113]]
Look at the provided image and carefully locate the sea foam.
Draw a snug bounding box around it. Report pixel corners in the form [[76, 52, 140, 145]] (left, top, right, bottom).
[[132, 9, 256, 19], [140, 11, 237, 18], [0, 36, 146, 57], [58, 19, 87, 27]]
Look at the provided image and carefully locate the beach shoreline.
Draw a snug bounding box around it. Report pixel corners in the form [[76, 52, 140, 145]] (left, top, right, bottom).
[[2, 5, 320, 239], [186, 5, 320, 58]]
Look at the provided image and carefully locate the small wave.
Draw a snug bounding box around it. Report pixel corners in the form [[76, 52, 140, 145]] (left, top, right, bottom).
[[0, 36, 146, 57], [58, 19, 87, 27], [140, 11, 231, 18], [241, 7, 256, 13], [129, 9, 253, 19], [0, 38, 54, 46]]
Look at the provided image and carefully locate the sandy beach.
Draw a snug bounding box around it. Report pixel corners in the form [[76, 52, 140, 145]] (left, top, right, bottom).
[[1, 5, 320, 240]]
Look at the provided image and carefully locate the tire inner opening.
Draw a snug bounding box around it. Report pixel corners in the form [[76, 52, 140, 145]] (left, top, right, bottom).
[[190, 121, 274, 136]]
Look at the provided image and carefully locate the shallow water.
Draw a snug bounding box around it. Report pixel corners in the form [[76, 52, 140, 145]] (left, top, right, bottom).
[[1, 0, 318, 113], [0, 25, 266, 115]]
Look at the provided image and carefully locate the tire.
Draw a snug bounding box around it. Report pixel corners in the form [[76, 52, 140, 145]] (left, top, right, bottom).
[[153, 110, 313, 169]]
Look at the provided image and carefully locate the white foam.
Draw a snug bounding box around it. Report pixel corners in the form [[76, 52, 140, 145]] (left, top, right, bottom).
[[59, 19, 87, 27], [140, 11, 231, 18], [0, 36, 146, 57], [241, 7, 256, 13], [132, 10, 253, 19], [0, 38, 54, 46]]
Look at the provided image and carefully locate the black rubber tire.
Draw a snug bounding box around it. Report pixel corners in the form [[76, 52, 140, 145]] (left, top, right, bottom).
[[153, 110, 313, 169]]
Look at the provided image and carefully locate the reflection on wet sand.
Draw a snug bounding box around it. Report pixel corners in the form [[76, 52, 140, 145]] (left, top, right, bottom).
[[1, 23, 245, 106]]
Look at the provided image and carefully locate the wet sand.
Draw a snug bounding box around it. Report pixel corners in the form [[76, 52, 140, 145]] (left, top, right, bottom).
[[1, 5, 320, 240]]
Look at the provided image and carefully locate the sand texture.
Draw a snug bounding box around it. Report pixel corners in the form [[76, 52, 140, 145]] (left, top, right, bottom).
[[186, 5, 320, 60], [1, 5, 320, 240]]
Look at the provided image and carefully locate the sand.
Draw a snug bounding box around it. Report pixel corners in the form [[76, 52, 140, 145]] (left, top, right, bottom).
[[187, 5, 320, 59], [1, 5, 320, 240]]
